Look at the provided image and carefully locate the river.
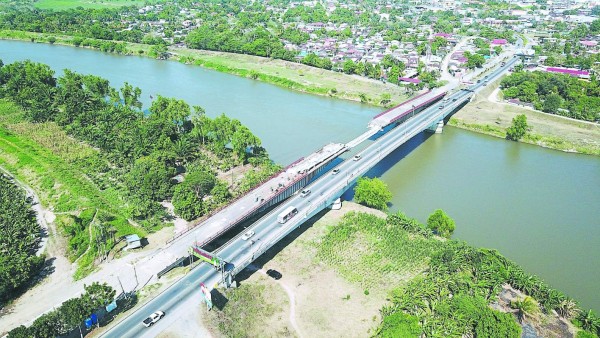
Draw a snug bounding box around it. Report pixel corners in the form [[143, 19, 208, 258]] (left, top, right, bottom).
[[1, 40, 599, 311]]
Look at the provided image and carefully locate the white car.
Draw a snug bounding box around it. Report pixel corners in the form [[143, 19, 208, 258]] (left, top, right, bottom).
[[300, 189, 311, 197], [241, 230, 255, 241], [353, 155, 361, 161], [142, 311, 165, 327]]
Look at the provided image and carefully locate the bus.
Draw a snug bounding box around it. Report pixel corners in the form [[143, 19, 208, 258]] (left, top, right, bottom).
[[277, 206, 298, 224]]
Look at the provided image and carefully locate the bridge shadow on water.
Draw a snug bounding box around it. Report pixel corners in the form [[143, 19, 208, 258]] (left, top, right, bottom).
[[342, 130, 434, 205]]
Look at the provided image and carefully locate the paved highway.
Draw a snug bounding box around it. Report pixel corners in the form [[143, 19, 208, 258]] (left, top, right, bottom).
[[102, 53, 519, 338]]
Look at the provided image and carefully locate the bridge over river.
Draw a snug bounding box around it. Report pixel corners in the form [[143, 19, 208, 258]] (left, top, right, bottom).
[[103, 56, 519, 338]]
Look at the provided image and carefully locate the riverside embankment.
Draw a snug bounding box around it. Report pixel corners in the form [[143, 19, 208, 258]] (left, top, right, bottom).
[[1, 39, 598, 311]]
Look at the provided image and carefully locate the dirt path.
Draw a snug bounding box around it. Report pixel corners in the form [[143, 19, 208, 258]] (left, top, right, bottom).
[[257, 269, 303, 338]]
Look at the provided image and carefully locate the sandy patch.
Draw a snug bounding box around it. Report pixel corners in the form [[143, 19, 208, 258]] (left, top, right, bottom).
[[203, 202, 388, 338]]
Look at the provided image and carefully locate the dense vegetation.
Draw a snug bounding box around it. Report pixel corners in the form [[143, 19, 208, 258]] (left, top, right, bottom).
[[426, 209, 455, 238], [316, 211, 600, 337], [7, 282, 116, 338], [0, 0, 520, 85], [0, 59, 269, 276], [0, 174, 44, 303], [500, 71, 600, 122], [353, 177, 393, 211]]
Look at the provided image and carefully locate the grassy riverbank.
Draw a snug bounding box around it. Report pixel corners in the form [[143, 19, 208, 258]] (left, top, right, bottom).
[[1, 29, 597, 156], [0, 29, 408, 107], [201, 203, 596, 337], [452, 78, 600, 156]]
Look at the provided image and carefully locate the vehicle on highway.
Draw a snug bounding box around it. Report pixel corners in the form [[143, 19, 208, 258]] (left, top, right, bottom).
[[452, 98, 457, 102], [438, 105, 444, 109], [300, 189, 311, 198], [477, 79, 481, 83], [241, 230, 255, 240], [353, 155, 361, 161], [142, 311, 165, 327], [501, 61, 506, 66], [483, 82, 488, 86], [266, 269, 282, 280], [277, 206, 298, 224], [332, 168, 340, 175]]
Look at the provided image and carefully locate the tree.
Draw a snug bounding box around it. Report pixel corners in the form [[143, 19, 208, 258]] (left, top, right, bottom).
[[511, 296, 538, 323], [0, 60, 57, 122], [426, 209, 455, 238], [172, 182, 204, 221], [342, 59, 357, 74], [60, 298, 88, 330], [542, 93, 562, 114], [590, 19, 600, 34], [125, 156, 174, 203], [354, 177, 392, 211], [377, 312, 421, 337], [557, 298, 579, 319], [7, 326, 30, 338], [231, 125, 261, 163], [464, 51, 485, 69], [577, 310, 600, 334], [506, 114, 528, 141], [544, 56, 558, 66], [380, 93, 391, 106], [0, 175, 44, 303], [83, 282, 115, 309]]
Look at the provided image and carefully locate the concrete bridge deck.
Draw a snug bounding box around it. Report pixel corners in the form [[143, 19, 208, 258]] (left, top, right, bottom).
[[167, 142, 346, 249]]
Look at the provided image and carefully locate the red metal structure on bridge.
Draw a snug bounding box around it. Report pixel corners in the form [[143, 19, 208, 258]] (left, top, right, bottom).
[[369, 90, 447, 129]]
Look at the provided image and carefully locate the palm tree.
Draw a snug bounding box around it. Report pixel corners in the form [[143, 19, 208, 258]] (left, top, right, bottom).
[[577, 309, 600, 334], [557, 298, 579, 320], [511, 296, 538, 323]]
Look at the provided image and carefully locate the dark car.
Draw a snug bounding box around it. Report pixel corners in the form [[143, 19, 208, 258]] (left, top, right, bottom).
[[266, 269, 282, 280]]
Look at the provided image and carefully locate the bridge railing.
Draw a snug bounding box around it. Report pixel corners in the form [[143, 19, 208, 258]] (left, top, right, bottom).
[[165, 157, 304, 245], [388, 91, 448, 124], [372, 90, 431, 119]]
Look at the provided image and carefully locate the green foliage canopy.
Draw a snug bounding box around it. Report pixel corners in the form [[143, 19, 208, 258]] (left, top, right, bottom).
[[353, 177, 392, 211], [0, 175, 44, 303], [426, 209, 455, 238], [506, 114, 528, 141]]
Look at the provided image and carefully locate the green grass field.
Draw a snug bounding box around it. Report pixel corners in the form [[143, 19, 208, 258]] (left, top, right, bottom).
[[34, 0, 145, 10]]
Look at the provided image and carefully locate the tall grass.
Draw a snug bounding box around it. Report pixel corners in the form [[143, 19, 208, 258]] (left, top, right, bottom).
[[0, 100, 143, 278]]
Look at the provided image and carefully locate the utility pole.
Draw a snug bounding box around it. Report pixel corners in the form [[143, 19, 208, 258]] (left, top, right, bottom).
[[132, 264, 139, 288], [117, 276, 125, 295]]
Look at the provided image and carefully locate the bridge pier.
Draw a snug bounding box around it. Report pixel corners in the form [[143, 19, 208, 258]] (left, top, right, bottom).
[[426, 120, 444, 134], [330, 198, 342, 210]]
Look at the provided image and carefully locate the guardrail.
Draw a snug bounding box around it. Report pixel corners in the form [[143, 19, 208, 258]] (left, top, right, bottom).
[[389, 91, 448, 124], [165, 158, 303, 245], [372, 90, 431, 119]]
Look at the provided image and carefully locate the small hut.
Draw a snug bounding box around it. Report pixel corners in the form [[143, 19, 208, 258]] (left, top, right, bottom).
[[124, 234, 141, 250]]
